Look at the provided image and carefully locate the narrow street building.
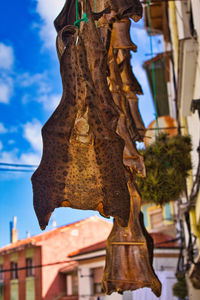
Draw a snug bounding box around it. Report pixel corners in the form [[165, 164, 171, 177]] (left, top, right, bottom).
[[0, 216, 112, 300], [143, 0, 200, 298]]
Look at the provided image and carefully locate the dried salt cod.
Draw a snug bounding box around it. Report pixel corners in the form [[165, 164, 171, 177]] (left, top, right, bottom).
[[108, 55, 145, 176], [54, 0, 142, 32], [107, 30, 145, 176], [89, 0, 142, 22], [109, 19, 137, 53], [32, 19, 130, 230], [109, 0, 143, 21], [118, 49, 146, 140], [102, 180, 162, 297], [54, 0, 76, 32]]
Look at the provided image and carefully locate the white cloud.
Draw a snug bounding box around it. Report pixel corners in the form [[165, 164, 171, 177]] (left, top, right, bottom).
[[0, 149, 40, 165], [20, 152, 41, 165], [9, 126, 18, 133], [0, 43, 14, 70], [0, 76, 13, 104], [0, 149, 19, 164], [35, 0, 65, 48], [38, 93, 61, 111], [23, 119, 43, 153], [0, 123, 7, 134], [18, 72, 50, 94], [0, 43, 14, 104], [19, 72, 44, 87], [0, 119, 42, 179], [17, 72, 58, 110], [0, 149, 40, 180]]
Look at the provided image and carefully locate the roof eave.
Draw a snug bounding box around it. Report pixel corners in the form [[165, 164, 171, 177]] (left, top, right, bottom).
[[0, 242, 38, 255]]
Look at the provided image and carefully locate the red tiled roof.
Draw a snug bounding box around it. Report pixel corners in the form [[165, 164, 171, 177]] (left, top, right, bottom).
[[0, 216, 109, 254], [69, 240, 106, 257], [69, 232, 179, 257], [151, 232, 179, 248], [143, 51, 171, 67]]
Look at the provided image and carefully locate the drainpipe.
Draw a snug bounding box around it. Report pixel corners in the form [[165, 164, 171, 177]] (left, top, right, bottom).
[[168, 1, 179, 72], [190, 204, 200, 248]]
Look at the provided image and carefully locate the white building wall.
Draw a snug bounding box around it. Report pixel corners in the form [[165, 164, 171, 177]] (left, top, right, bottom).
[[78, 260, 123, 300], [167, 1, 200, 299], [191, 0, 200, 38], [175, 0, 191, 39], [166, 62, 176, 119], [187, 112, 200, 174], [78, 266, 93, 300], [77, 252, 178, 300], [132, 271, 178, 300]]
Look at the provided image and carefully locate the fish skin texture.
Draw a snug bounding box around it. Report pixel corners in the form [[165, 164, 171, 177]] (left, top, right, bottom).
[[102, 179, 162, 297], [32, 15, 130, 230]]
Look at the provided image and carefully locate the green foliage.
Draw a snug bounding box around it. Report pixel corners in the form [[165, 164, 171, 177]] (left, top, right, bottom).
[[136, 133, 192, 205], [173, 272, 188, 299]]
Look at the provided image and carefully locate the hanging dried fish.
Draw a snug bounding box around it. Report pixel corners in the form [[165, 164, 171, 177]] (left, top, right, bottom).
[[109, 0, 143, 21], [108, 54, 145, 176], [32, 14, 130, 230], [102, 179, 162, 297], [117, 49, 146, 139], [89, 0, 143, 22]]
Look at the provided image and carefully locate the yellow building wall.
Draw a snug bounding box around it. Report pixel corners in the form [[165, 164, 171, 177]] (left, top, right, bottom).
[[10, 280, 18, 300], [142, 202, 174, 231], [26, 277, 35, 300], [168, 2, 179, 72]]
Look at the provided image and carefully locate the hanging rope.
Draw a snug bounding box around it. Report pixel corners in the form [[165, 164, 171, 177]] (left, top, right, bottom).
[[94, 0, 97, 27], [74, 0, 88, 28], [147, 0, 159, 134]]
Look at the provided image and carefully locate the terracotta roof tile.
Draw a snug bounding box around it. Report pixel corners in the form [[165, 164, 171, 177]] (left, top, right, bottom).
[[69, 232, 179, 257], [69, 240, 106, 257], [0, 216, 108, 254]]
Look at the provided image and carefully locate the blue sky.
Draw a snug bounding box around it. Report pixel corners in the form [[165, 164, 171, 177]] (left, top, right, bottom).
[[0, 0, 163, 247]]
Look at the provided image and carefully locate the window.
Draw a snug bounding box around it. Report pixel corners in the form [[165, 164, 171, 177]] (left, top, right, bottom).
[[66, 271, 78, 296], [10, 262, 18, 280], [26, 258, 34, 277], [150, 208, 164, 229], [92, 267, 104, 295], [0, 265, 3, 281]]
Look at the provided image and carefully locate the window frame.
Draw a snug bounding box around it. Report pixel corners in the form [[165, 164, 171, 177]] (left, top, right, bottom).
[[0, 264, 3, 282], [92, 266, 104, 296], [10, 261, 18, 280], [26, 258, 34, 277]]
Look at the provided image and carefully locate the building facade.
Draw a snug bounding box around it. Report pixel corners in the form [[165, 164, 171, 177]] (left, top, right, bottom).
[[143, 0, 200, 298], [0, 216, 112, 300], [64, 234, 179, 300]]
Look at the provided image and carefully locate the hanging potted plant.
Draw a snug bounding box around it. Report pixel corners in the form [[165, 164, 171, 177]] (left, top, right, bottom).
[[173, 272, 188, 300], [136, 133, 192, 205]]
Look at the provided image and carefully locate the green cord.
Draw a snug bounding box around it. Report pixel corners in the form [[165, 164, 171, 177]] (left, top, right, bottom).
[[147, 0, 159, 134], [94, 0, 96, 13], [74, 12, 88, 28], [74, 0, 88, 29], [75, 0, 78, 23], [94, 0, 97, 27]]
